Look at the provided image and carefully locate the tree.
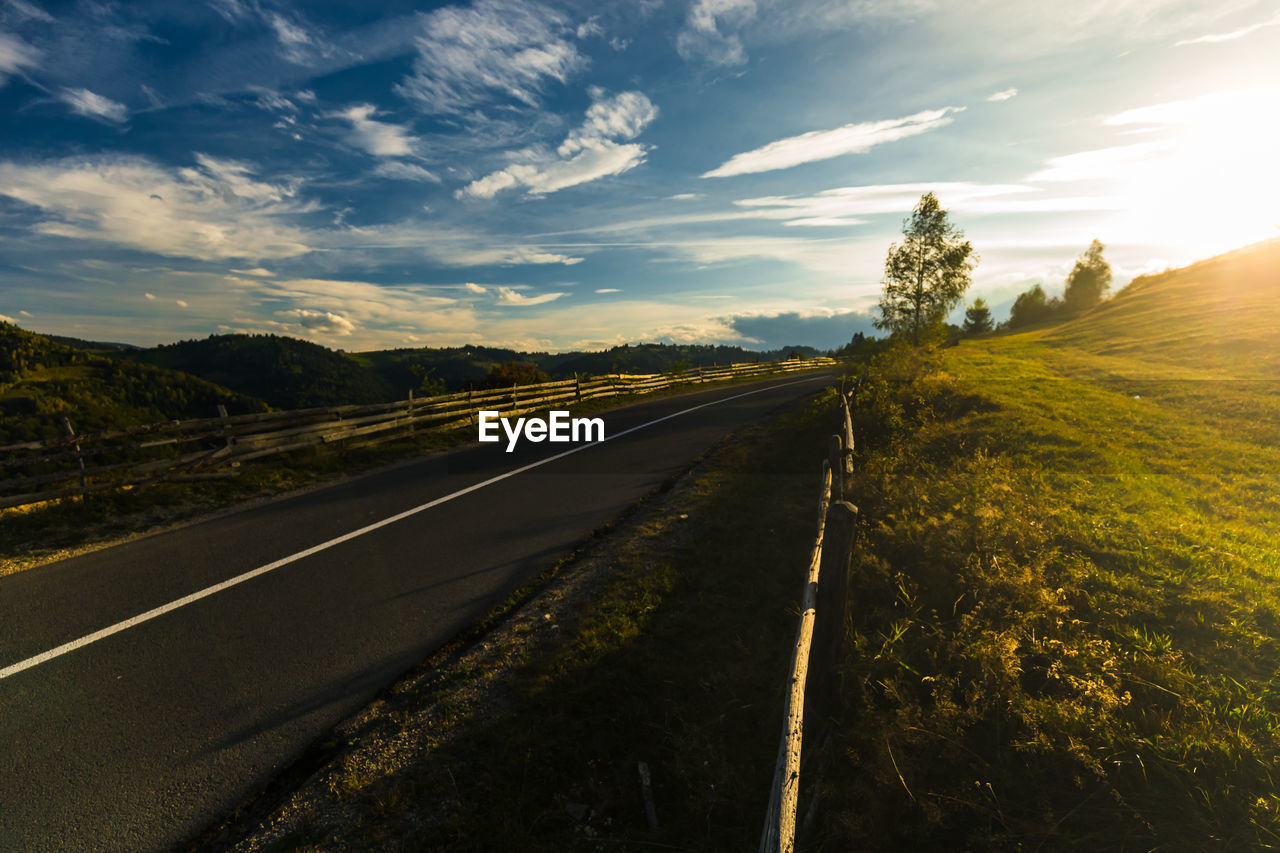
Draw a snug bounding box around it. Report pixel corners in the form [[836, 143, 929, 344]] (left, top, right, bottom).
[[1062, 239, 1112, 313], [1006, 283, 1062, 328], [875, 192, 977, 346], [962, 298, 994, 334]]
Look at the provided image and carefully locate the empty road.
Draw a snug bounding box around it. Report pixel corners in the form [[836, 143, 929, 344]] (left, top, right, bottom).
[[0, 372, 829, 851]]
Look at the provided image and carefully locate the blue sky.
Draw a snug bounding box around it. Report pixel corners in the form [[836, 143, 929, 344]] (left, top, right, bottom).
[[1, 0, 1278, 352]]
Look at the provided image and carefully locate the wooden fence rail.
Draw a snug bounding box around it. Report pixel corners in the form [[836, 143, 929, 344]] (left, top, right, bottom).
[[760, 378, 861, 853], [0, 357, 835, 510]]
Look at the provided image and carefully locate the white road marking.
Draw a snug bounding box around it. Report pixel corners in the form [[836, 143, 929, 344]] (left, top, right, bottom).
[[0, 374, 828, 680]]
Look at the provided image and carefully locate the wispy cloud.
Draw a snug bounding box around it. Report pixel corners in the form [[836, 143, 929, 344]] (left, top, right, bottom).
[[59, 88, 128, 123], [1027, 142, 1170, 182], [334, 103, 419, 157], [0, 32, 40, 83], [396, 0, 583, 115], [1175, 11, 1280, 45], [595, 287, 621, 293], [0, 155, 311, 260], [677, 0, 757, 66], [459, 88, 657, 198], [371, 161, 440, 183], [268, 11, 335, 65], [702, 106, 964, 177], [495, 286, 565, 306], [986, 88, 1018, 102]]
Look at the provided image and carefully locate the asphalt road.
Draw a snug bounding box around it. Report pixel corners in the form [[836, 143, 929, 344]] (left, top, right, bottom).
[[0, 372, 830, 851]]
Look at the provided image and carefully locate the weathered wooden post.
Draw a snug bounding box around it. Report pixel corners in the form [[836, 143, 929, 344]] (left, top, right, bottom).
[[827, 434, 844, 501], [61, 417, 87, 491], [407, 388, 415, 436], [807, 500, 857, 731]]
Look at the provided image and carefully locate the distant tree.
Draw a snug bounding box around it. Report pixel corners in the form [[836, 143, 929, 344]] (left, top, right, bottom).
[[875, 192, 977, 346], [483, 361, 550, 388], [1006, 283, 1063, 328], [1062, 239, 1113, 313], [962, 298, 994, 334]]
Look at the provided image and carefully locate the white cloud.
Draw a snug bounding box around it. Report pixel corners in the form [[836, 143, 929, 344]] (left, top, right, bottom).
[[396, 0, 584, 114], [276, 308, 357, 335], [464, 282, 488, 293], [59, 88, 128, 123], [335, 104, 418, 157], [0, 155, 312, 261], [1175, 11, 1280, 45], [229, 268, 276, 277], [677, 0, 757, 66], [495, 286, 565, 306], [702, 106, 964, 177], [268, 12, 333, 65], [144, 292, 156, 300], [372, 161, 440, 182], [1027, 142, 1170, 182], [987, 88, 1018, 102], [576, 16, 604, 38], [326, 222, 586, 267], [0, 313, 16, 323], [175, 299, 189, 308], [0, 32, 40, 83], [595, 287, 621, 293], [668, 193, 701, 200], [459, 88, 657, 198]]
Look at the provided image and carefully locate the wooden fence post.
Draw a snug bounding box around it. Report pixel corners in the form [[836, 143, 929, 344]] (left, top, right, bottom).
[[575, 372, 582, 402], [807, 500, 857, 731], [827, 434, 844, 501], [61, 417, 87, 491]]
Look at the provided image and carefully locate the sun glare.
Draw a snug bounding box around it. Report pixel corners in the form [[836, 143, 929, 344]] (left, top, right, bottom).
[[1109, 89, 1280, 258]]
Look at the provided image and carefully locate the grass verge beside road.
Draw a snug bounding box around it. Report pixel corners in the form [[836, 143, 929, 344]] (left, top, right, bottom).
[[822, 341, 1280, 849]]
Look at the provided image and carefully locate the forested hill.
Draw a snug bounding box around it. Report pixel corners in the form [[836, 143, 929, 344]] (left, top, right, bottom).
[[129, 334, 400, 410], [357, 341, 828, 392], [0, 323, 266, 445]]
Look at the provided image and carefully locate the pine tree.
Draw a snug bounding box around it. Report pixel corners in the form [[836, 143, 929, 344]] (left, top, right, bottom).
[[963, 298, 994, 334]]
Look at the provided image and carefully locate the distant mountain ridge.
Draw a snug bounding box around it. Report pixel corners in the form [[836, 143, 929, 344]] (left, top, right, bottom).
[[115, 335, 829, 409]]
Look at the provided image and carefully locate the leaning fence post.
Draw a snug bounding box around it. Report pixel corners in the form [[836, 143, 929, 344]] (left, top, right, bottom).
[[61, 417, 87, 491], [827, 434, 844, 501]]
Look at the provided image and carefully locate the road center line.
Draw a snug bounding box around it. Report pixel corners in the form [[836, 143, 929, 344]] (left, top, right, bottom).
[[0, 374, 828, 680]]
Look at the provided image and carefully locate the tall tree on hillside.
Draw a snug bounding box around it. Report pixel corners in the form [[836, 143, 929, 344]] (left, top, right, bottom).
[[963, 298, 994, 334], [875, 192, 977, 346], [1063, 239, 1113, 313]]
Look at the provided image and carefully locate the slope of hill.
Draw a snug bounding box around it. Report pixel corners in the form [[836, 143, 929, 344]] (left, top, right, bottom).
[[1042, 237, 1280, 376], [128, 334, 399, 410], [0, 323, 267, 445], [822, 239, 1280, 848]]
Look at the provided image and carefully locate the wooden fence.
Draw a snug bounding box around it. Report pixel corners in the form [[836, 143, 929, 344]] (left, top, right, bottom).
[[760, 378, 860, 853], [0, 357, 835, 511]]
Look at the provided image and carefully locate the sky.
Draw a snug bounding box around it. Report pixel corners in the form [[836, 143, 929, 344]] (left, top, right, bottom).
[[1, 0, 1278, 353]]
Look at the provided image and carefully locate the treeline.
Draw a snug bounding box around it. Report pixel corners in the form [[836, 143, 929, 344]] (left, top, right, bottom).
[[1003, 239, 1113, 329]]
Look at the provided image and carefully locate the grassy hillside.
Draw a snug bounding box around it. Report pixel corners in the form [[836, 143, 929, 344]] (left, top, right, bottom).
[[0, 323, 266, 445], [825, 239, 1280, 848]]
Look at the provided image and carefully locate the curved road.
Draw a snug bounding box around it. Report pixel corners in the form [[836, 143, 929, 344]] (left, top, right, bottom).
[[0, 372, 829, 851]]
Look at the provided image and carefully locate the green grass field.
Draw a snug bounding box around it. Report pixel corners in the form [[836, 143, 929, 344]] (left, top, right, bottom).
[[824, 239, 1280, 849]]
